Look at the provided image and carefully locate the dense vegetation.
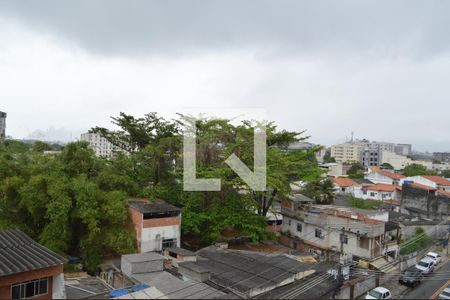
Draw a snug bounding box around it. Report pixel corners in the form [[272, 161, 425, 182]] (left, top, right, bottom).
[[400, 227, 432, 255], [346, 195, 383, 210], [0, 140, 136, 272], [0, 112, 323, 271], [402, 163, 437, 177]]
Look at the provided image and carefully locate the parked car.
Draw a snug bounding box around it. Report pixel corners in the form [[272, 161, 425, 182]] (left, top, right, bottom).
[[415, 257, 435, 275], [426, 252, 442, 266], [365, 287, 392, 299], [438, 286, 450, 299], [399, 267, 423, 287]]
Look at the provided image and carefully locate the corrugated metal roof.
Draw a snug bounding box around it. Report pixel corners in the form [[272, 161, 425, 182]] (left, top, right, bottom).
[[0, 229, 65, 276]]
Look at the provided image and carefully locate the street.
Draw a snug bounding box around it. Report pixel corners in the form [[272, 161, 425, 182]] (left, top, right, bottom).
[[402, 260, 450, 299]]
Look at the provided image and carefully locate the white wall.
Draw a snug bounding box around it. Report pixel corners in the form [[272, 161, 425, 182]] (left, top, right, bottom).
[[282, 216, 375, 259], [400, 176, 437, 188], [52, 273, 66, 299], [381, 151, 412, 170], [361, 190, 398, 201], [141, 225, 181, 252], [365, 172, 394, 185]]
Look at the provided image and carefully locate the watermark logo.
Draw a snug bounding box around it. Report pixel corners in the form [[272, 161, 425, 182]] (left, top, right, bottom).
[[182, 109, 267, 191]]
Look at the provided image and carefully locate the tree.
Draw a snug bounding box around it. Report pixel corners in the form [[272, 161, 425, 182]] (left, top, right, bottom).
[[323, 148, 336, 163], [303, 178, 335, 204], [347, 162, 364, 178], [91, 112, 181, 187], [0, 141, 135, 273], [381, 163, 394, 170], [441, 169, 450, 178], [403, 163, 435, 177]]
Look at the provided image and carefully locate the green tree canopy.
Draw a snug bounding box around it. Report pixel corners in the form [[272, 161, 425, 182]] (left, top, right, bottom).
[[0, 140, 135, 272], [403, 163, 435, 177]]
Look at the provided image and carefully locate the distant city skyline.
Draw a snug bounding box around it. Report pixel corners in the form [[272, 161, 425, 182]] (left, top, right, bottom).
[[1, 1, 450, 152]]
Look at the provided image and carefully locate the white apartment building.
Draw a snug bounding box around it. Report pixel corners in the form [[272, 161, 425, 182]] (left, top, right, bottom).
[[80, 132, 122, 158]]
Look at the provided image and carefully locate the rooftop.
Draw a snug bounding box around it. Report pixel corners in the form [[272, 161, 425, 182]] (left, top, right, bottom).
[[128, 198, 180, 214], [422, 175, 450, 186], [363, 184, 401, 192], [0, 229, 65, 277], [378, 170, 405, 180], [122, 252, 166, 263], [333, 177, 359, 187], [179, 246, 313, 297], [131, 270, 224, 299], [406, 182, 436, 191], [310, 205, 386, 225], [165, 247, 196, 257]]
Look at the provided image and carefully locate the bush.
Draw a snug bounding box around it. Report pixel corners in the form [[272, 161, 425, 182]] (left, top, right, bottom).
[[347, 195, 383, 210], [400, 227, 431, 255]]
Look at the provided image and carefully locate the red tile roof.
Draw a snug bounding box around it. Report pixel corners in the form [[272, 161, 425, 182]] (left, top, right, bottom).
[[408, 182, 436, 191], [422, 176, 450, 186], [378, 170, 405, 180], [363, 184, 401, 192], [437, 190, 450, 198], [386, 199, 401, 206], [333, 177, 359, 187]]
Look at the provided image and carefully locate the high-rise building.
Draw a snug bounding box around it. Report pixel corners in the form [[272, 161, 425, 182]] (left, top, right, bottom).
[[394, 144, 412, 156], [330, 143, 363, 163], [80, 132, 123, 158], [433, 152, 450, 163], [0, 111, 6, 138]]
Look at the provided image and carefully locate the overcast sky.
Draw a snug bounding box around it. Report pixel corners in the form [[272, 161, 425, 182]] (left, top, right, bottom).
[[1, 0, 450, 151]]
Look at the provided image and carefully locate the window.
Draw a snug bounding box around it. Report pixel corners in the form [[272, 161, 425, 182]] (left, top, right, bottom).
[[340, 233, 348, 244], [297, 223, 302, 232], [162, 238, 177, 249], [370, 192, 376, 197], [288, 219, 291, 226], [12, 278, 48, 299], [315, 229, 323, 238]]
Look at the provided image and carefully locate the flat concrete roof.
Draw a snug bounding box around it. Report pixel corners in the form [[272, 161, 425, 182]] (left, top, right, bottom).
[[122, 252, 166, 263]]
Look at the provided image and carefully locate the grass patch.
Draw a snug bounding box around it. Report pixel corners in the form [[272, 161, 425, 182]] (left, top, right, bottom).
[[347, 195, 383, 210]]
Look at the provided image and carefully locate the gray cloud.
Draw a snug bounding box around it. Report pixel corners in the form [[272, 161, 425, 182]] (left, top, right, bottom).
[[0, 0, 450, 152], [1, 0, 449, 59]]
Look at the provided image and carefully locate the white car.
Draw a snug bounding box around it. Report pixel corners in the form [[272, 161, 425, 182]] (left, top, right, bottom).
[[426, 252, 442, 266], [439, 286, 450, 299], [415, 257, 435, 275], [365, 287, 392, 299]]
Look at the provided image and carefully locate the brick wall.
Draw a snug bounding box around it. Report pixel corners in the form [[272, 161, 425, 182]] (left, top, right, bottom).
[[129, 207, 143, 251], [143, 216, 181, 228], [0, 265, 63, 300]]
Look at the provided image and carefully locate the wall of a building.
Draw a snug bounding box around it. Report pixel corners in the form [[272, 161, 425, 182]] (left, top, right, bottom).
[[401, 176, 437, 189], [365, 172, 394, 185], [52, 273, 66, 299], [129, 207, 143, 252], [0, 265, 63, 300], [282, 215, 381, 259], [141, 221, 181, 253], [401, 184, 450, 220], [381, 151, 412, 170]]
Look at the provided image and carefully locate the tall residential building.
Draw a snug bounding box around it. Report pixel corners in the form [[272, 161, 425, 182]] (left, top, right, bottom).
[[80, 132, 122, 158], [433, 152, 450, 163], [394, 144, 412, 156], [0, 111, 6, 138], [361, 148, 380, 167], [330, 143, 363, 163]]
